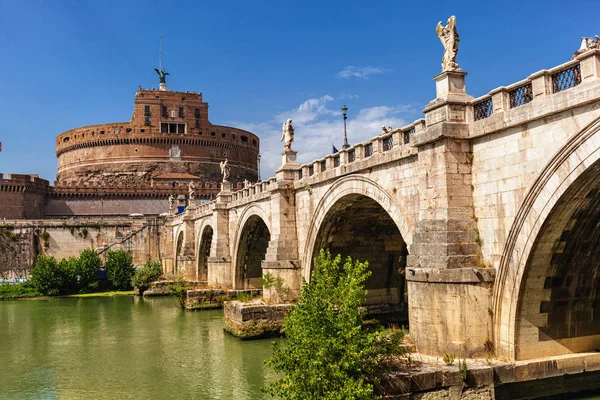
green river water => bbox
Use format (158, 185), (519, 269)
(1, 296), (599, 400)
(0, 296), (279, 400)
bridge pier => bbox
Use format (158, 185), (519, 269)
(261, 151), (303, 303)
(207, 188), (233, 288)
(407, 70), (494, 357)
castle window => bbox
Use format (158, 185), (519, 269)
(162, 122), (186, 134)
(179, 107), (184, 118)
(252, 139), (257, 146)
(162, 106), (168, 118)
(144, 105), (150, 116)
(144, 118), (150, 126)
(211, 132), (216, 137)
(114, 129), (119, 134)
(222, 133), (226, 138)
(232, 134), (236, 140)
(241, 135), (248, 142)
(195, 120), (200, 128)
(194, 108), (200, 117)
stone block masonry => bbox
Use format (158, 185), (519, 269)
(0, 219), (165, 276)
(169, 48), (600, 362)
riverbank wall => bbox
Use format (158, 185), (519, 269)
(379, 352), (600, 399)
(0, 219), (166, 277)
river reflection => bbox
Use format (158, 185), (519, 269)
(0, 296), (280, 400)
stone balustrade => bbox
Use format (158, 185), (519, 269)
(468, 49), (600, 135)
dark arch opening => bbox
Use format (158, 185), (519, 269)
(197, 225), (213, 282)
(517, 159), (600, 359)
(236, 216), (270, 289)
(311, 194), (408, 323)
(175, 231), (184, 275)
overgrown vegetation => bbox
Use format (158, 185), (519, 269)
(458, 358), (468, 381)
(443, 352), (456, 365)
(30, 249), (102, 295)
(105, 249), (135, 291)
(0, 281), (41, 300)
(131, 261), (163, 294)
(40, 230), (50, 249)
(264, 250), (408, 400)
(167, 272), (189, 308)
(260, 272), (292, 303)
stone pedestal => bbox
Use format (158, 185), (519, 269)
(434, 70), (468, 99)
(276, 150), (299, 181)
(220, 180), (232, 193)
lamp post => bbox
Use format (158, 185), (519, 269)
(257, 153), (261, 181)
(341, 105), (349, 149)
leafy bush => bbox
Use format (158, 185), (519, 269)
(146, 260), (163, 280)
(264, 250), (407, 399)
(30, 255), (62, 295)
(78, 249), (101, 292)
(167, 273), (189, 308)
(58, 257), (80, 294)
(131, 261), (163, 294)
(0, 281), (41, 300)
(105, 249), (135, 290)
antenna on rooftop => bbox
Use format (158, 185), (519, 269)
(154, 31), (169, 91)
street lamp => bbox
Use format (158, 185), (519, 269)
(341, 105), (349, 149)
(257, 153), (261, 181)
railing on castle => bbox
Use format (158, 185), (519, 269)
(468, 50), (598, 124)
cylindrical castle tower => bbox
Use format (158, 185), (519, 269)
(54, 88), (259, 194)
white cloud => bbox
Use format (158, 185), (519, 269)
(336, 66), (388, 80)
(233, 96), (417, 179)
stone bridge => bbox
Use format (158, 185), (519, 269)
(166, 48), (600, 362)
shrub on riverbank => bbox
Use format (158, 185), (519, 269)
(168, 273), (189, 308)
(105, 249), (135, 291)
(30, 250), (103, 295)
(0, 281), (41, 300)
(131, 261), (163, 294)
(30, 255), (63, 295)
(264, 250), (407, 400)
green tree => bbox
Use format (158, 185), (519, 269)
(30, 255), (61, 296)
(105, 249), (135, 290)
(77, 249), (101, 292)
(131, 260), (163, 294)
(264, 250), (406, 400)
(58, 256), (80, 294)
(167, 272), (189, 308)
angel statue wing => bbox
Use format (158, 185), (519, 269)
(280, 122), (286, 142)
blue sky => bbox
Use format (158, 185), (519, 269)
(0, 0), (598, 181)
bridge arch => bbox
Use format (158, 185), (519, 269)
(303, 176), (413, 317)
(174, 229), (185, 275)
(494, 115), (600, 360)
(196, 221), (213, 282)
(232, 205), (272, 289)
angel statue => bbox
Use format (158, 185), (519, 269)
(280, 119), (295, 151)
(220, 158), (231, 182)
(188, 181), (196, 200)
(168, 195), (175, 213)
(154, 68), (169, 85)
(436, 16), (460, 72)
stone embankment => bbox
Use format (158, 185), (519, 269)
(378, 352), (600, 399)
